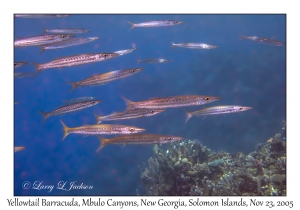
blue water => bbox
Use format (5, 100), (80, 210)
(14, 14), (286, 195)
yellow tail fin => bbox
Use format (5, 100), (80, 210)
(60, 120), (70, 141)
(96, 136), (109, 152)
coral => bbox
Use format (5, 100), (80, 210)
(141, 121), (286, 196)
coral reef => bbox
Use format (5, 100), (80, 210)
(140, 121), (286, 196)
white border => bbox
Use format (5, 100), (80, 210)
(2, 0), (297, 209)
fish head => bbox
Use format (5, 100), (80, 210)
(88, 100), (102, 106)
(130, 68), (144, 74)
(114, 48), (136, 56)
(95, 53), (119, 60)
(89, 37), (99, 41)
(146, 109), (165, 116)
(161, 59), (172, 63)
(80, 29), (90, 33)
(160, 136), (184, 143)
(171, 20), (184, 25)
(212, 45), (220, 49)
(197, 96), (221, 105)
(59, 34), (75, 39)
(126, 126), (146, 134)
(235, 106), (253, 112)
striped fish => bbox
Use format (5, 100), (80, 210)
(94, 109), (165, 124)
(185, 105), (253, 123)
(97, 134), (184, 152)
(60, 120), (146, 140)
(68, 68), (144, 92)
(128, 20), (183, 30)
(38, 100), (102, 122)
(122, 95), (220, 111)
(39, 37), (99, 54)
(33, 52), (118, 76)
(14, 34), (74, 48)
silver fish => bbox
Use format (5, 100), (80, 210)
(94, 109), (165, 124)
(14, 146), (26, 152)
(14, 72), (34, 78)
(122, 95), (220, 110)
(14, 34), (74, 48)
(96, 134), (184, 152)
(63, 97), (95, 105)
(38, 100), (102, 122)
(171, 42), (220, 49)
(14, 62), (27, 69)
(39, 37), (99, 54)
(60, 120), (146, 140)
(43, 28), (90, 34)
(14, 14), (70, 18)
(240, 33), (286, 46)
(114, 48), (136, 56)
(128, 20), (183, 30)
(33, 52), (118, 76)
(185, 105), (253, 123)
(68, 68), (144, 92)
(137, 58), (172, 64)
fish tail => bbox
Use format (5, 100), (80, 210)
(60, 119), (70, 141)
(37, 110), (49, 122)
(38, 46), (46, 55)
(239, 33), (247, 40)
(127, 21), (135, 31)
(41, 27), (47, 34)
(32, 62), (43, 77)
(68, 82), (80, 92)
(171, 42), (176, 48)
(96, 136), (109, 152)
(184, 108), (193, 124)
(93, 112), (103, 124)
(121, 96), (135, 111)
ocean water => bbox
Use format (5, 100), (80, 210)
(14, 14), (286, 195)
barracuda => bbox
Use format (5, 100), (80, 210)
(94, 109), (165, 124)
(14, 146), (26, 152)
(122, 95), (221, 111)
(33, 52), (118, 76)
(68, 68), (144, 92)
(43, 28), (90, 34)
(60, 121), (146, 141)
(39, 37), (99, 54)
(14, 34), (74, 48)
(127, 20), (184, 30)
(171, 42), (220, 49)
(96, 134), (184, 152)
(185, 105), (253, 123)
(240, 33), (286, 46)
(38, 100), (102, 122)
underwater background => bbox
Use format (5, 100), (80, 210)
(14, 14), (286, 195)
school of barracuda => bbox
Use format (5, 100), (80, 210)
(14, 15), (285, 153)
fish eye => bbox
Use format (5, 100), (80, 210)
(174, 21), (178, 23)
(61, 35), (66, 38)
(169, 137), (172, 140)
(132, 70), (136, 73)
(151, 110), (154, 113)
(91, 101), (95, 104)
(14, 63), (16, 66)
(129, 128), (134, 131)
(239, 107), (243, 110)
(205, 97), (210, 101)
(104, 54), (108, 57)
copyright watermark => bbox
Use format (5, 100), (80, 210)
(22, 181), (93, 193)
